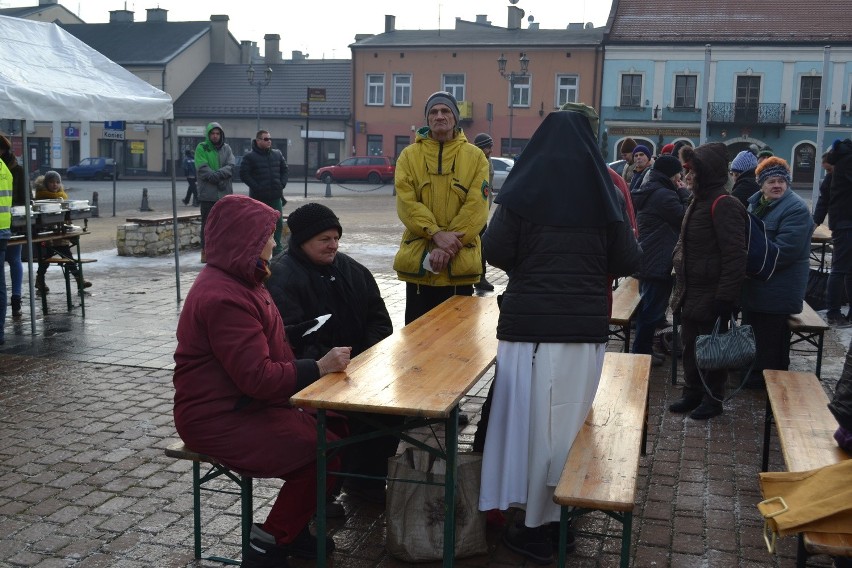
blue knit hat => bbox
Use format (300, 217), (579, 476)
(632, 145), (651, 159)
(730, 150), (758, 173)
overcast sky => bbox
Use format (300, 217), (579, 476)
(6, 0), (614, 59)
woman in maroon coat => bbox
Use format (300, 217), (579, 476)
(173, 194), (351, 567)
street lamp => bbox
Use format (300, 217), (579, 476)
(247, 64), (273, 132)
(497, 52), (530, 158)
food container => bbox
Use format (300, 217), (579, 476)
(33, 200), (63, 213)
(10, 205), (25, 216)
(66, 200), (90, 210)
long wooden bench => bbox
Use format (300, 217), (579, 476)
(553, 352), (652, 568)
(164, 441), (253, 565)
(788, 302), (830, 377)
(125, 212), (201, 226)
(761, 370), (851, 566)
(609, 277), (642, 353)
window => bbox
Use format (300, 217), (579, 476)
(556, 75), (578, 107)
(800, 76), (821, 112)
(393, 74), (411, 106)
(620, 74), (642, 108)
(442, 74), (465, 101)
(366, 74), (384, 106)
(511, 76), (531, 108)
(395, 135), (410, 159)
(367, 134), (383, 156)
(674, 75), (698, 108)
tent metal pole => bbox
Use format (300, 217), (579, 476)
(19, 119), (36, 335)
(169, 119), (181, 304)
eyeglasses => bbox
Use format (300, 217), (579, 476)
(260, 137), (272, 142)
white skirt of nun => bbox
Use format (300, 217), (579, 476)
(478, 340), (605, 527)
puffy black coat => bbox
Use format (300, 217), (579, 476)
(730, 168), (760, 207)
(483, 203), (641, 343)
(829, 339), (852, 431)
(266, 248), (392, 360)
(823, 140), (852, 231)
(240, 140), (288, 202)
(632, 169), (689, 280)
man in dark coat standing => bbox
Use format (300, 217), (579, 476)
(818, 139), (852, 325)
(241, 129), (289, 255)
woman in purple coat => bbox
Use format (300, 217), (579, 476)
(173, 194), (351, 567)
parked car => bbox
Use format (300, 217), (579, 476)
(608, 159), (627, 176)
(490, 157), (514, 191)
(66, 157), (118, 180)
(315, 156), (395, 184)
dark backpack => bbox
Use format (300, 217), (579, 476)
(711, 195), (779, 282)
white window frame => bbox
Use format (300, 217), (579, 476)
(511, 76), (531, 108)
(556, 74), (579, 107)
(442, 74), (466, 102)
(366, 74), (385, 106)
(393, 74), (412, 107)
(619, 73), (643, 108)
(673, 74), (698, 109)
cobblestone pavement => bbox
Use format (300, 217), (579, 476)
(0, 194), (847, 567)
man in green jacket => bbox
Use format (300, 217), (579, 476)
(194, 122), (235, 262)
(393, 91), (490, 324)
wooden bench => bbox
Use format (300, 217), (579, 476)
(788, 302), (830, 377)
(553, 352), (652, 568)
(164, 441), (253, 565)
(609, 277), (642, 353)
(761, 370), (851, 566)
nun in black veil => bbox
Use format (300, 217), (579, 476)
(477, 108), (641, 562)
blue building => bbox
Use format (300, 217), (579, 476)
(601, 0), (852, 186)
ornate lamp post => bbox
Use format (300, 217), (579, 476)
(497, 52), (530, 158)
(247, 64), (273, 132)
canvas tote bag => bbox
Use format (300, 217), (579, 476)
(385, 447), (487, 561)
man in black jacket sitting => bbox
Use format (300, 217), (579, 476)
(267, 203), (397, 504)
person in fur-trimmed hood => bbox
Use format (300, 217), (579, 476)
(669, 142), (747, 420)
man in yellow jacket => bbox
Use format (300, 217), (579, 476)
(393, 91), (490, 324)
(0, 157), (12, 344)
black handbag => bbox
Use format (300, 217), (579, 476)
(805, 269), (830, 311)
(695, 315), (756, 402)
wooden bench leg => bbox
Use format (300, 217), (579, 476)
(620, 511), (633, 568)
(796, 533), (808, 568)
(557, 507), (572, 568)
(622, 324), (631, 354)
(815, 332), (824, 378)
(62, 265), (73, 311)
(192, 461), (202, 560)
(241, 477), (253, 558)
(762, 395), (773, 472)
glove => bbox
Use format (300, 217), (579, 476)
(713, 300), (736, 320)
(285, 318), (319, 339)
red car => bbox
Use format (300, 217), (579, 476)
(315, 156), (395, 184)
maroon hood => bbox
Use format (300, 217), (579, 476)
(205, 194), (278, 283)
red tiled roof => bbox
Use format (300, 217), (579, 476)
(607, 0), (852, 43)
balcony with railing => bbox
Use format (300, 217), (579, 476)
(707, 102), (787, 126)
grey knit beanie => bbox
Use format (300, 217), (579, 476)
(424, 91), (460, 125)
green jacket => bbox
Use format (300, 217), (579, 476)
(194, 122), (235, 203)
(0, 158), (12, 232)
(393, 128), (490, 286)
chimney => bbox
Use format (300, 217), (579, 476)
(264, 34), (281, 65)
(109, 9), (134, 23)
(146, 8), (167, 22)
(240, 40), (256, 64)
(567, 22), (585, 30)
(475, 15), (490, 25)
(385, 15), (395, 33)
(529, 22), (539, 30)
(508, 6), (524, 30)
(39, 0), (58, 5)
(292, 50), (308, 62)
(209, 15), (229, 64)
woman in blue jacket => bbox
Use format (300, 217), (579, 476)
(741, 157), (814, 388)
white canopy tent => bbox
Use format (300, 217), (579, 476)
(0, 15), (180, 334)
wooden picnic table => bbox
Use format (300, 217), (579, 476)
(291, 294), (499, 567)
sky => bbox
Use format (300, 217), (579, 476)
(4, 0), (614, 59)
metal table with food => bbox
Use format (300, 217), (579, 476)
(10, 199), (97, 317)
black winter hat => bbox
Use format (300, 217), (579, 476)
(652, 154), (683, 178)
(680, 142), (729, 187)
(287, 203), (342, 246)
(473, 133), (493, 149)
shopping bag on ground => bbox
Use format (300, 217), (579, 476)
(386, 447), (486, 562)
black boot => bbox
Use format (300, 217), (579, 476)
(11, 295), (21, 317)
(668, 396), (702, 413)
(242, 524), (290, 568)
(503, 522), (554, 565)
(35, 274), (49, 295)
(689, 401), (723, 420)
